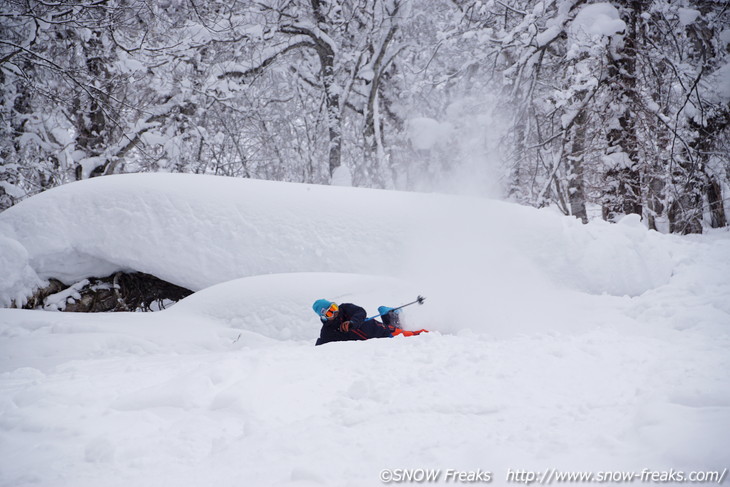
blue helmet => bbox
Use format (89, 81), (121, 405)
(313, 299), (334, 320)
(378, 306), (399, 316)
(379, 306), (401, 327)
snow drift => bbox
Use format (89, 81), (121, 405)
(1, 174), (672, 320)
(1, 174), (729, 487)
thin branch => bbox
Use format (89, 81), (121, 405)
(496, 0), (527, 16)
(217, 39), (316, 80)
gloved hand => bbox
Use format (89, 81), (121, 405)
(340, 321), (351, 333)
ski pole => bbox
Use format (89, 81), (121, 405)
(367, 295), (426, 320)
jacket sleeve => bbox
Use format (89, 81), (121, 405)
(339, 303), (367, 327)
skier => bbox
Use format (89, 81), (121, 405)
(312, 299), (428, 346)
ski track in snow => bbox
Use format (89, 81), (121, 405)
(0, 174), (729, 486)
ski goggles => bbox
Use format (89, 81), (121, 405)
(321, 303), (339, 319)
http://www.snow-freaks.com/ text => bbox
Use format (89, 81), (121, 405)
(378, 467), (728, 484)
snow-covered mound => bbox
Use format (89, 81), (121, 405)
(0, 231), (728, 486)
(1, 174), (729, 487)
(1, 173), (671, 316)
(170, 272), (423, 341)
(0, 174), (410, 304)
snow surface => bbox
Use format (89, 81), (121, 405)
(1, 173), (729, 486)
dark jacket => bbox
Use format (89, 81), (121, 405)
(315, 302), (394, 346)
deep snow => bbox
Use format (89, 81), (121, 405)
(0, 174), (729, 486)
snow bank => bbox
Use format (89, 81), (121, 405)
(0, 174), (411, 306)
(1, 174), (673, 323)
(170, 272), (421, 341)
(1, 174), (728, 487)
(0, 236), (44, 307)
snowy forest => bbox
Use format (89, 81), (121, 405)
(1, 0), (729, 234)
(2, 2), (730, 484)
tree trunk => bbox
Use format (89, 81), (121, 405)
(567, 107), (588, 223)
(669, 111), (730, 233)
(310, 0), (342, 178)
(706, 177), (727, 228)
(668, 192), (703, 234)
(645, 169), (665, 231)
(323, 60), (342, 178)
(73, 29), (113, 180)
(602, 0), (644, 222)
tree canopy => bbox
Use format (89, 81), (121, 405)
(2, 0), (728, 233)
